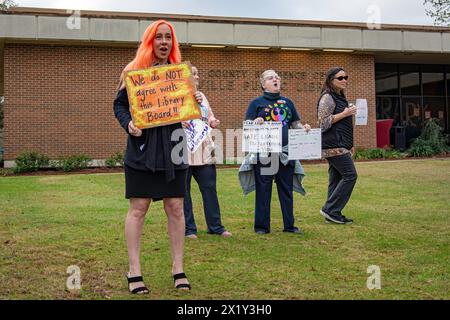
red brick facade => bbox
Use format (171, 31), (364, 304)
(3, 43), (376, 161)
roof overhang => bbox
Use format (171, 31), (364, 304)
(0, 7), (449, 57)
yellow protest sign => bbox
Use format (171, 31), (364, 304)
(124, 62), (202, 129)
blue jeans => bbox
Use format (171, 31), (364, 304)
(183, 164), (225, 235)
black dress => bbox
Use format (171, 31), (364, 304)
(113, 88), (188, 200)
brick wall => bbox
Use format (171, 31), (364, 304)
(0, 43), (4, 96)
(3, 43), (376, 161)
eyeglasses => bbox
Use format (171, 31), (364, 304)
(334, 76), (348, 81)
(264, 75), (281, 81)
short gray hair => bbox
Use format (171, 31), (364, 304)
(259, 70), (279, 90)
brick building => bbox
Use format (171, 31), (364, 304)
(1, 8), (449, 167)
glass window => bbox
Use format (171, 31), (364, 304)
(422, 65), (445, 96)
(401, 97), (422, 145)
(423, 97), (446, 130)
(376, 64), (399, 95)
(448, 98), (450, 134)
(376, 97), (400, 125)
(447, 65), (450, 96)
(400, 64), (420, 96)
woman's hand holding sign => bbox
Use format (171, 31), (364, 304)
(344, 103), (357, 117)
(194, 91), (203, 104)
(181, 121), (191, 130)
(254, 117), (264, 125)
(303, 123), (311, 132)
(128, 121), (142, 137)
(291, 120), (311, 132)
(210, 118), (220, 129)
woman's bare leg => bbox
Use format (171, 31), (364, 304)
(164, 197), (189, 289)
(125, 197), (151, 291)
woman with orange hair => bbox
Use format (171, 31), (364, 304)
(114, 20), (202, 293)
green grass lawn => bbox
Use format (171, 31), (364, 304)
(0, 159), (449, 300)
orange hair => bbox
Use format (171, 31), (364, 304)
(119, 20), (181, 88)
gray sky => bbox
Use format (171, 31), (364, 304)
(16, 0), (436, 26)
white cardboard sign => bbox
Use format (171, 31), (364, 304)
(184, 119), (212, 153)
(242, 121), (282, 153)
(288, 128), (322, 160)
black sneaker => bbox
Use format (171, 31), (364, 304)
(283, 227), (304, 235)
(320, 210), (351, 224)
(341, 216), (353, 224)
(320, 210), (344, 224)
(325, 215), (353, 224)
(320, 209), (330, 219)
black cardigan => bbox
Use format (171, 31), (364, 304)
(113, 88), (188, 181)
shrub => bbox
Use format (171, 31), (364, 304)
(408, 119), (449, 157)
(105, 151), (124, 168)
(53, 155), (92, 172)
(13, 152), (50, 173)
(408, 139), (435, 157)
(354, 148), (385, 160)
(354, 148), (407, 160)
(384, 149), (404, 159)
(353, 148), (367, 160)
(0, 168), (13, 177)
(366, 148), (386, 159)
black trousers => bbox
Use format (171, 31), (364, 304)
(254, 161), (297, 233)
(183, 164), (225, 235)
(322, 153), (357, 217)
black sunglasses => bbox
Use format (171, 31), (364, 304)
(334, 76), (348, 81)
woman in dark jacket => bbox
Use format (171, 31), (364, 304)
(114, 20), (202, 293)
(317, 67), (357, 224)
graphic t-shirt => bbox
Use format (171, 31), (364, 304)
(245, 91), (300, 146)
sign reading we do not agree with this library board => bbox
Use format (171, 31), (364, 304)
(124, 62), (202, 129)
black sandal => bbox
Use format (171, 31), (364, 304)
(126, 274), (150, 294)
(173, 272), (191, 291)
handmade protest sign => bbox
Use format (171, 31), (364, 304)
(242, 121), (282, 153)
(288, 128), (322, 160)
(124, 62), (202, 129)
(355, 99), (368, 126)
(184, 119), (212, 153)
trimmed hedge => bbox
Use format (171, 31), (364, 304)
(52, 155), (92, 172)
(13, 152), (50, 173)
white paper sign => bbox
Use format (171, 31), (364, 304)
(184, 119), (212, 153)
(288, 128), (322, 160)
(355, 99), (368, 126)
(242, 121), (282, 153)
